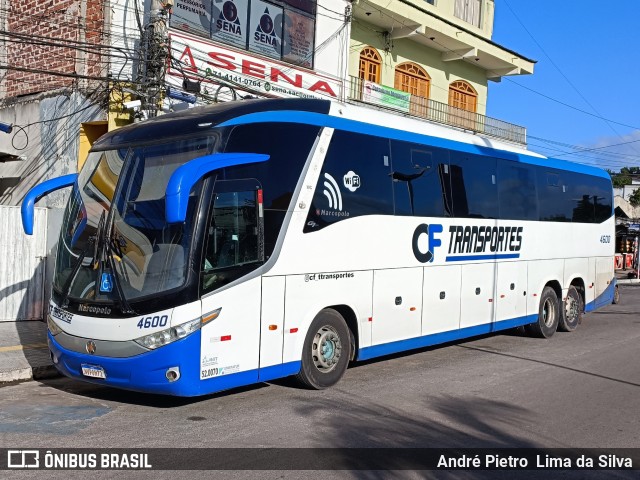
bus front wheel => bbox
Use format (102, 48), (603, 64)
(527, 286), (559, 338)
(295, 309), (351, 389)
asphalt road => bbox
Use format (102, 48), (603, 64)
(1, 286), (639, 479)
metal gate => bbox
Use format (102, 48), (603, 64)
(0, 206), (47, 321)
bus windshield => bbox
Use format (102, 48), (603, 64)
(54, 137), (215, 304)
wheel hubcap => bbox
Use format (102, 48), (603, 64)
(312, 325), (342, 373)
(565, 296), (578, 323)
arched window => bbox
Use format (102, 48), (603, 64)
(448, 80), (477, 113)
(359, 47), (382, 84)
(394, 62), (430, 98)
(395, 62), (431, 117)
(448, 80), (478, 129)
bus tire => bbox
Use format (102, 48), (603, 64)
(528, 286), (559, 338)
(295, 309), (351, 390)
(612, 286), (620, 304)
(558, 286), (583, 332)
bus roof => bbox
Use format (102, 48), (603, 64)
(93, 98), (610, 181)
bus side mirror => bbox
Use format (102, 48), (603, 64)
(165, 153), (269, 224)
(21, 173), (78, 235)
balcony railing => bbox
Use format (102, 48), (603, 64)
(347, 76), (527, 146)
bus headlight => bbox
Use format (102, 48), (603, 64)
(134, 318), (201, 350)
(47, 315), (64, 336)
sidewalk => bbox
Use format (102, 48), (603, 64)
(615, 268), (640, 285)
(0, 320), (59, 383)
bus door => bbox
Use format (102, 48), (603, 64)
(199, 180), (264, 384)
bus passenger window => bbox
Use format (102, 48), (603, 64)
(201, 190), (261, 293)
(447, 152), (498, 219)
(304, 130), (393, 232)
(498, 163), (538, 221)
(538, 171), (571, 222)
(390, 140), (447, 217)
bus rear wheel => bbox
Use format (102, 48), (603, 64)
(558, 286), (583, 332)
(527, 286), (559, 338)
(612, 286), (620, 304)
(295, 309), (351, 389)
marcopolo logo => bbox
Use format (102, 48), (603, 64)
(412, 223), (443, 263)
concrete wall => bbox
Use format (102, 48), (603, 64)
(616, 195), (640, 221)
(0, 91), (104, 207)
(613, 183), (640, 203)
(107, 0), (146, 81)
(389, 0), (494, 39)
(313, 0), (352, 83)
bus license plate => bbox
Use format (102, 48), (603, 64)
(81, 364), (106, 379)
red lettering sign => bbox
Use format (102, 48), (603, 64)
(242, 60), (266, 79)
(270, 68), (303, 88)
(207, 52), (236, 71)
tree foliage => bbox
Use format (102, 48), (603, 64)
(629, 188), (640, 207)
(607, 168), (638, 188)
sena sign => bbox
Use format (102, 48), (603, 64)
(168, 32), (342, 100)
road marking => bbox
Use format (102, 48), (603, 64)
(0, 343), (48, 353)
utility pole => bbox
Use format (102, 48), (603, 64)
(140, 0), (172, 118)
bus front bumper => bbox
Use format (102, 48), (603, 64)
(48, 330), (203, 396)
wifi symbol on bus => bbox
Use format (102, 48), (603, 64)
(323, 173), (343, 211)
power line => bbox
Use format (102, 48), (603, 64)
(501, 0), (640, 155)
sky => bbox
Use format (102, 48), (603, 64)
(487, 0), (640, 172)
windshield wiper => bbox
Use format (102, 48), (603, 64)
(59, 211), (106, 308)
(103, 222), (136, 315)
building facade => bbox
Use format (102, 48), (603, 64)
(165, 0), (351, 107)
(349, 0), (535, 144)
(0, 0), (108, 206)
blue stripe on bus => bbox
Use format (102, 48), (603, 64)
(585, 278), (616, 312)
(445, 253), (520, 262)
(48, 330), (300, 397)
(358, 314), (537, 361)
(219, 111), (611, 180)
(48, 277), (616, 396)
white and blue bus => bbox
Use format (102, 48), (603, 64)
(22, 98), (616, 396)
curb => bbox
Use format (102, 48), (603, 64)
(0, 365), (60, 384)
(617, 279), (640, 285)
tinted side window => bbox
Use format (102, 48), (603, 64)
(593, 176), (613, 223)
(391, 141), (446, 217)
(447, 152), (498, 219)
(538, 170), (572, 222)
(570, 174), (596, 223)
(222, 122), (320, 255)
(223, 123), (320, 210)
(498, 162), (538, 221)
(305, 130), (392, 232)
(570, 173), (613, 223)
